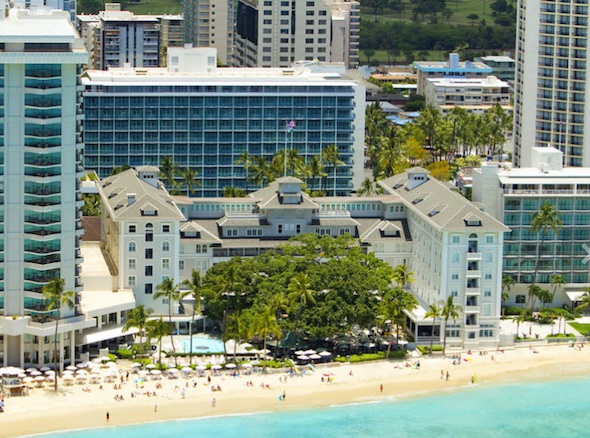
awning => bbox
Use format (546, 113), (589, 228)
(78, 325), (138, 345)
(566, 291), (586, 302)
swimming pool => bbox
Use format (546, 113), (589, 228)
(180, 336), (225, 354)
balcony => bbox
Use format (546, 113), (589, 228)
(464, 305), (480, 314)
(466, 252), (482, 261)
(24, 216), (60, 225)
(24, 254), (61, 265)
(465, 288), (481, 295)
(466, 270), (481, 278)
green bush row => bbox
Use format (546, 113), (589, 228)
(334, 351), (405, 363)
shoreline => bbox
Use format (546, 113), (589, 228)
(5, 344), (590, 437)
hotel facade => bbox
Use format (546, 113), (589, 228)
(82, 47), (365, 197)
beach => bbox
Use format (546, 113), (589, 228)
(2, 343), (590, 437)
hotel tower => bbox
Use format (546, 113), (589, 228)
(513, 0), (590, 167)
(0, 4), (93, 368)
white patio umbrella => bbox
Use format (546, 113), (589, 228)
(294, 350), (306, 356)
(150, 370), (162, 375)
(241, 363), (253, 369)
(34, 376), (46, 382)
(45, 375), (55, 381)
(167, 368), (179, 373)
(30, 370), (42, 376)
(211, 365), (222, 370)
(297, 355), (310, 361)
(76, 369), (88, 375)
(63, 370), (74, 375)
(309, 354), (321, 360)
(77, 361), (90, 368)
(225, 363), (237, 369)
(39, 366), (51, 372)
(304, 349), (317, 355)
(146, 364), (157, 369)
(130, 363), (142, 368)
(180, 367), (193, 373)
(196, 365), (207, 371)
(66, 365), (78, 371)
(45, 370), (55, 375)
(25, 367), (38, 373)
(319, 351), (332, 357)
(138, 370), (149, 377)
(100, 356), (112, 362)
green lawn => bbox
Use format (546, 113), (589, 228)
(126, 0), (181, 15)
(569, 322), (590, 336)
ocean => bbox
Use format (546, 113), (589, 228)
(31, 376), (590, 438)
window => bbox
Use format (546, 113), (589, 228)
(128, 276), (136, 287)
(162, 224), (170, 233)
(145, 248), (153, 259)
(451, 270), (459, 280)
(179, 261), (184, 270)
(278, 224), (283, 234)
(162, 241), (170, 252)
(452, 235), (460, 244)
(145, 266), (153, 276)
(451, 288), (458, 297)
(146, 223), (153, 242)
(296, 224), (301, 233)
(128, 242), (136, 252)
(128, 225), (136, 233)
(452, 252), (460, 263)
(162, 258), (170, 269)
(145, 283), (153, 294)
(485, 252), (493, 263)
(484, 288), (492, 297)
(482, 304), (492, 317)
(516, 295), (526, 304)
(225, 228), (237, 237)
(484, 270), (492, 280)
(486, 235), (494, 244)
(128, 258), (136, 269)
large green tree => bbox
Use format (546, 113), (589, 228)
(441, 296), (463, 355)
(424, 303), (442, 354)
(181, 270), (213, 365)
(147, 318), (171, 368)
(123, 305), (154, 363)
(154, 278), (181, 366)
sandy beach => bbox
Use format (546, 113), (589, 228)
(2, 343), (590, 437)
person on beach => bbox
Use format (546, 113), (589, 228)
(212, 397), (216, 408)
(441, 370), (444, 380)
(282, 391), (286, 400)
(380, 384), (383, 393)
(446, 371), (450, 381)
(154, 403), (158, 412)
(106, 411), (110, 422)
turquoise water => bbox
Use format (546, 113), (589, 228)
(179, 336), (225, 354)
(33, 376), (590, 438)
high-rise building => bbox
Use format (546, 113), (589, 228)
(234, 0), (359, 68)
(82, 47), (365, 197)
(0, 5), (93, 368)
(182, 0), (234, 65)
(513, 0), (589, 168)
(76, 4), (160, 70)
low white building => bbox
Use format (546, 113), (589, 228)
(424, 76), (512, 115)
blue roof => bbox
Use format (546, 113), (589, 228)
(386, 115), (412, 125)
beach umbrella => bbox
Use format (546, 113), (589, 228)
(304, 350), (316, 355)
(26, 367), (37, 373)
(76, 369), (88, 375)
(181, 367), (193, 373)
(22, 376), (34, 383)
(92, 358), (103, 364)
(319, 351), (332, 357)
(225, 364), (237, 369)
(196, 365), (207, 371)
(100, 356), (112, 362)
(211, 365), (222, 370)
(30, 370), (42, 376)
(241, 363), (252, 369)
(63, 370), (74, 375)
(66, 365), (78, 371)
(77, 361), (90, 368)
(150, 370), (162, 375)
(130, 362), (141, 368)
(297, 355), (310, 361)
(138, 370), (149, 376)
(146, 364), (157, 369)
(45, 375), (55, 381)
(34, 376), (46, 381)
(39, 366), (51, 372)
(45, 370), (55, 375)
(309, 354), (321, 360)
(294, 350), (306, 356)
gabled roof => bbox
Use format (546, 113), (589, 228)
(379, 170), (509, 232)
(98, 169), (185, 221)
(180, 221), (222, 243)
(251, 178), (320, 210)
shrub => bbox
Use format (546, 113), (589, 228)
(334, 351), (405, 363)
(546, 333), (575, 338)
(107, 353), (117, 362)
(504, 306), (524, 316)
(116, 349), (133, 360)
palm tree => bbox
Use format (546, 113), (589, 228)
(287, 272), (316, 333)
(146, 318), (171, 368)
(424, 303), (442, 354)
(215, 264), (245, 362)
(415, 104), (443, 154)
(575, 289), (590, 314)
(154, 278), (181, 366)
(530, 202), (562, 308)
(42, 278), (75, 391)
(307, 155), (326, 193)
(392, 263), (414, 290)
(375, 125), (406, 178)
(181, 270), (213, 365)
(248, 306), (281, 373)
(180, 167), (199, 196)
(378, 287), (418, 358)
(549, 274), (566, 303)
(501, 274), (514, 316)
(222, 186), (246, 197)
(159, 156), (178, 188)
(123, 305), (154, 364)
(250, 156), (273, 188)
(322, 144), (344, 196)
(356, 177), (376, 197)
(226, 310), (249, 362)
(235, 151), (252, 192)
(514, 309), (529, 339)
(441, 296), (463, 355)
